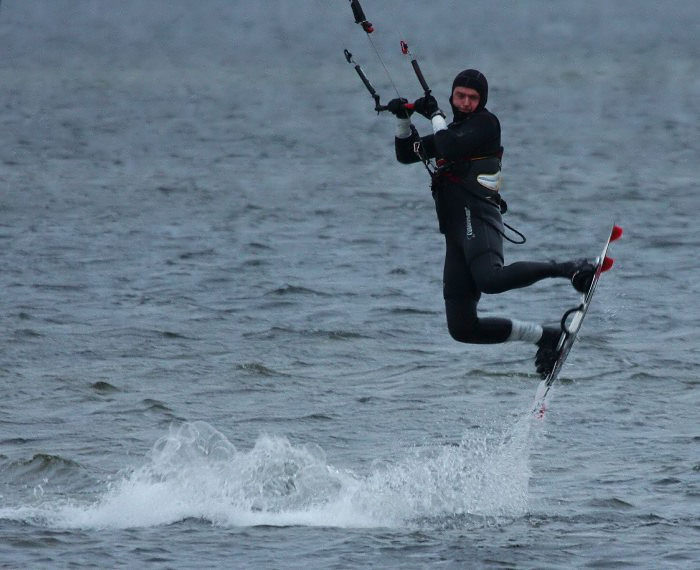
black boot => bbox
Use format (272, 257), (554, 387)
(553, 259), (596, 294)
(570, 260), (596, 294)
(535, 326), (561, 378)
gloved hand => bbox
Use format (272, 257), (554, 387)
(413, 95), (444, 119)
(386, 97), (414, 119)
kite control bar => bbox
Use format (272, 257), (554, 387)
(349, 0), (373, 33)
(344, 49), (386, 112)
(344, 49), (417, 114)
(400, 40), (431, 98)
(344, 0), (429, 114)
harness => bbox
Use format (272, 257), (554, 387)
(416, 147), (526, 245)
(434, 156), (506, 212)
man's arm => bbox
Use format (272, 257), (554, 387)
(395, 120), (436, 164)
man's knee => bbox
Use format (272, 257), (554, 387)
(447, 314), (512, 344)
(444, 297), (479, 343)
(447, 319), (478, 343)
(445, 303), (479, 342)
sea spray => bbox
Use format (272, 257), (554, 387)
(0, 418), (535, 530)
(354, 414), (533, 525)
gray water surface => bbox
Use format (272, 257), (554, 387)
(1, 1), (699, 568)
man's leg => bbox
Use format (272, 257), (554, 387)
(466, 219), (592, 294)
(443, 236), (513, 344)
(443, 234), (557, 355)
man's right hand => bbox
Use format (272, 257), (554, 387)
(386, 98), (414, 119)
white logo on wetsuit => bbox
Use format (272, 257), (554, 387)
(464, 206), (474, 240)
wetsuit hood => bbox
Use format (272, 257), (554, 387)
(449, 69), (488, 121)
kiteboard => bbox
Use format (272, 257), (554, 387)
(532, 223), (623, 418)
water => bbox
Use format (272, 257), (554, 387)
(1, 1), (699, 567)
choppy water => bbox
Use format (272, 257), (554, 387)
(1, 1), (699, 568)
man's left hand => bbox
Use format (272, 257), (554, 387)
(413, 95), (443, 119)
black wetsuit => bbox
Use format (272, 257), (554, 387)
(395, 109), (562, 344)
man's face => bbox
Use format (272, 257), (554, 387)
(452, 86), (481, 114)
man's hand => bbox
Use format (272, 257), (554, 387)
(413, 95), (445, 119)
(386, 98), (414, 119)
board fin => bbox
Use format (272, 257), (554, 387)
(611, 225), (623, 241)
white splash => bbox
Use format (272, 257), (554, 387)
(1, 418), (533, 530)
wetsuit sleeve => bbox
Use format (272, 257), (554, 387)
(433, 112), (501, 161)
(395, 131), (437, 164)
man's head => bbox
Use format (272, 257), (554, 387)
(449, 69), (488, 120)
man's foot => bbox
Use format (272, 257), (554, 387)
(570, 259), (596, 294)
(555, 259), (596, 294)
(535, 327), (561, 379)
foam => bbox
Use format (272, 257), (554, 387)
(0, 419), (533, 530)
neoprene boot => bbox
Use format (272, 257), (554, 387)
(553, 259), (596, 294)
(535, 326), (561, 378)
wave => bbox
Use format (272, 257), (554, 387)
(0, 454), (98, 498)
(0, 419), (534, 530)
(2, 454), (83, 481)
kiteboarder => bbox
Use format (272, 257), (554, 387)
(387, 69), (595, 377)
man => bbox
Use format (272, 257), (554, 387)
(386, 69), (593, 378)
